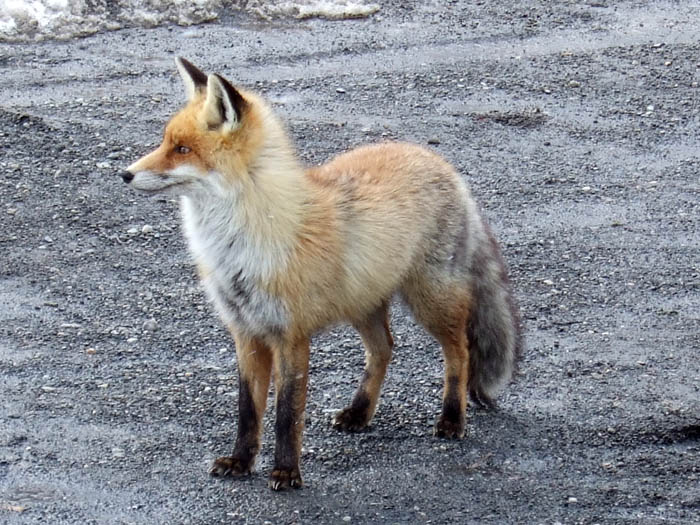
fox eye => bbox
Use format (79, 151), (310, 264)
(174, 145), (191, 154)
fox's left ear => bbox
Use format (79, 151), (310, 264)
(202, 74), (248, 133)
(176, 57), (208, 100)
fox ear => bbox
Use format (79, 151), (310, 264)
(202, 74), (247, 133)
(176, 57), (208, 100)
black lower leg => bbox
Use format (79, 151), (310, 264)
(333, 370), (372, 431)
(231, 377), (261, 466)
(269, 380), (303, 490)
(435, 376), (466, 439)
(210, 377), (259, 477)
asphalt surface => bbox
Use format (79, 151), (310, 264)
(1, 1), (699, 523)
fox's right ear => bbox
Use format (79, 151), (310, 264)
(176, 57), (208, 100)
(202, 74), (248, 133)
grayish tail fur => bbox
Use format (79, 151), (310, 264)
(467, 224), (523, 407)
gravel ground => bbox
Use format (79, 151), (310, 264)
(1, 1), (699, 523)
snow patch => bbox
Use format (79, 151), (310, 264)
(250, 0), (380, 20)
(0, 0), (379, 42)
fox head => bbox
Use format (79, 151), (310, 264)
(122, 58), (264, 196)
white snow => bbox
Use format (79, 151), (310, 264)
(0, 0), (219, 41)
(250, 1), (380, 20)
(0, 0), (380, 42)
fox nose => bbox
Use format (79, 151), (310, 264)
(120, 171), (134, 184)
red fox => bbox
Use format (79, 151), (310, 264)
(122, 58), (522, 490)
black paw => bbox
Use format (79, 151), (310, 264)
(332, 407), (370, 432)
(268, 468), (303, 491)
(434, 416), (466, 439)
(209, 456), (253, 478)
(469, 389), (497, 410)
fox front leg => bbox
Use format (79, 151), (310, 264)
(210, 335), (272, 477)
(268, 337), (310, 490)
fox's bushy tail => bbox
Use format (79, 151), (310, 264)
(467, 224), (523, 407)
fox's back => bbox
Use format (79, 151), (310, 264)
(308, 141), (470, 228)
(301, 142), (478, 317)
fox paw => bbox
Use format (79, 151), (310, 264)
(268, 468), (303, 491)
(209, 456), (253, 478)
(469, 389), (497, 410)
(332, 407), (370, 433)
(434, 417), (466, 440)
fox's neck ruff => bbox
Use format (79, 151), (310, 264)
(179, 128), (308, 334)
(181, 125), (308, 283)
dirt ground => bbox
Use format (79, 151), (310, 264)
(1, 1), (698, 523)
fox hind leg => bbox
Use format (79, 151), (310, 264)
(402, 280), (470, 439)
(433, 327), (469, 439)
(333, 301), (394, 432)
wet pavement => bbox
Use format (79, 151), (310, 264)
(0, 1), (698, 523)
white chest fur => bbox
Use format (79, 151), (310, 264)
(180, 195), (289, 336)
